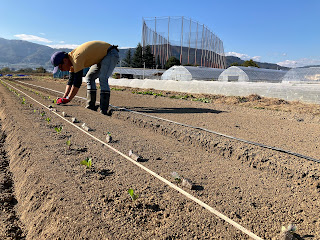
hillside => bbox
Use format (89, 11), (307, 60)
(0, 37), (72, 70)
(0, 37), (289, 71)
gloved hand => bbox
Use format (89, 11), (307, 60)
(56, 98), (70, 105)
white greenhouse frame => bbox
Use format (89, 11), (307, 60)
(218, 66), (287, 83)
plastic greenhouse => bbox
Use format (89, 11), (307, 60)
(161, 66), (225, 81)
(112, 67), (165, 79)
(282, 67), (320, 83)
(218, 66), (287, 83)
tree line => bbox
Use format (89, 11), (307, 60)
(0, 66), (47, 74)
(230, 59), (260, 68)
(122, 43), (181, 69)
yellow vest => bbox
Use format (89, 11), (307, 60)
(68, 41), (111, 73)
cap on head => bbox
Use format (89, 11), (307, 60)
(51, 51), (67, 74)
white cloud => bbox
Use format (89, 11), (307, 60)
(277, 58), (320, 68)
(47, 44), (79, 49)
(225, 51), (261, 61)
(14, 34), (52, 43)
(118, 46), (134, 49)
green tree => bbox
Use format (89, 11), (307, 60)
(132, 43), (143, 68)
(230, 62), (241, 66)
(165, 56), (181, 69)
(143, 45), (155, 68)
(242, 59), (259, 68)
(0, 67), (11, 73)
(18, 68), (33, 73)
(35, 66), (46, 73)
(123, 49), (132, 67)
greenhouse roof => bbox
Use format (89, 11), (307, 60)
(282, 67), (320, 83)
(218, 66), (287, 83)
(113, 67), (165, 77)
(161, 66), (224, 81)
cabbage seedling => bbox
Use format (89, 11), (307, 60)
(66, 139), (71, 149)
(54, 126), (63, 133)
(45, 117), (51, 124)
(171, 172), (182, 183)
(80, 157), (92, 169)
(21, 97), (26, 104)
(40, 112), (45, 117)
(128, 189), (139, 201)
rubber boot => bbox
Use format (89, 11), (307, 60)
(100, 91), (112, 116)
(85, 90), (99, 111)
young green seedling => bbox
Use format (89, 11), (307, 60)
(45, 117), (51, 124)
(54, 126), (63, 133)
(40, 112), (45, 117)
(128, 189), (139, 201)
(21, 97), (26, 104)
(171, 172), (182, 183)
(66, 139), (71, 149)
(80, 157), (92, 169)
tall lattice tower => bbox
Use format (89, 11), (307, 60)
(142, 16), (226, 69)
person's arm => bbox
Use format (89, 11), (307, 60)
(65, 70), (83, 100)
(67, 86), (79, 100)
(62, 84), (72, 98)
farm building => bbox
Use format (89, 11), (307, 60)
(112, 67), (165, 79)
(282, 67), (320, 83)
(161, 66), (224, 81)
(218, 66), (287, 83)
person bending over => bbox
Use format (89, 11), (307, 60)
(51, 40), (119, 115)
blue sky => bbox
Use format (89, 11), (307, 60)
(0, 0), (319, 68)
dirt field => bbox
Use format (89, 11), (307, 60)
(0, 76), (319, 239)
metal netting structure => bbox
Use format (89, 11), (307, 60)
(142, 17), (226, 69)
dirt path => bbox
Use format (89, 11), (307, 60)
(0, 77), (319, 239)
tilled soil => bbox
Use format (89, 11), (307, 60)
(0, 76), (319, 239)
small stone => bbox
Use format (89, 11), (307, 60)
(48, 105), (53, 108)
(72, 117), (79, 123)
(106, 134), (112, 143)
(62, 112), (67, 117)
(182, 178), (194, 190)
(129, 150), (141, 161)
(81, 123), (92, 131)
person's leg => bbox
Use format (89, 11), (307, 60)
(99, 49), (119, 115)
(84, 64), (100, 110)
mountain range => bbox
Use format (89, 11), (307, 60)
(0, 37), (291, 71)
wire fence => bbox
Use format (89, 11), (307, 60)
(142, 17), (227, 69)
